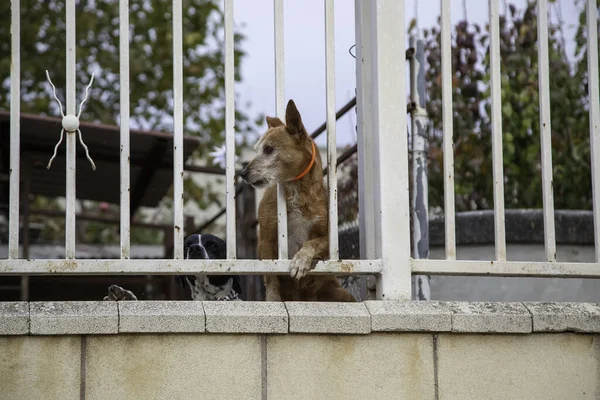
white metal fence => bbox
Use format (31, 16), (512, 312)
(2, 0), (600, 301)
(412, 0), (600, 280)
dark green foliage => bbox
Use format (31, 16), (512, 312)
(420, 0), (596, 211)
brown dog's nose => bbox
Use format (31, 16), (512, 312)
(240, 167), (249, 181)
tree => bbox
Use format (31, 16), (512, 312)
(0, 0), (256, 244)
(420, 0), (594, 211)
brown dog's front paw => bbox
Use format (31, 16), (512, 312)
(265, 289), (282, 301)
(290, 249), (314, 280)
(105, 284), (138, 301)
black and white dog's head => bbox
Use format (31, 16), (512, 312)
(184, 233), (227, 260)
(175, 233), (242, 301)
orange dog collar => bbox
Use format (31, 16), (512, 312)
(292, 140), (316, 181)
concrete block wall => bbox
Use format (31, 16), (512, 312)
(1, 301), (599, 399)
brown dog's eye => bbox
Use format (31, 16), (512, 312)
(263, 145), (274, 155)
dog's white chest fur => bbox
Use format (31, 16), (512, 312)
(286, 187), (311, 257)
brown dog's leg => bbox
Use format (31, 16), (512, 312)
(264, 276), (282, 301)
(259, 226), (282, 301)
(329, 287), (356, 302)
(289, 236), (328, 280)
(315, 278), (356, 302)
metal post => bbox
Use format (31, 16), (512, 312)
(172, 0), (184, 260)
(440, 0), (456, 260)
(537, 0), (557, 262)
(8, 0), (20, 260)
(224, 0), (236, 259)
(65, 0), (77, 259)
(20, 156), (31, 301)
(325, 0), (339, 261)
(371, 0), (411, 300)
(355, 0), (379, 262)
(274, 0), (288, 260)
(586, 0), (600, 262)
(489, 0), (507, 261)
(119, 0), (131, 259)
(409, 36), (431, 301)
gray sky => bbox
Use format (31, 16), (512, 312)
(233, 0), (581, 147)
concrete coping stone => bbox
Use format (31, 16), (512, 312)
(30, 301), (118, 335)
(524, 302), (600, 333)
(285, 302), (371, 334)
(203, 301), (288, 333)
(365, 300), (452, 332)
(449, 301), (532, 333)
(0, 302), (29, 335)
(3, 300), (600, 335)
(118, 301), (205, 333)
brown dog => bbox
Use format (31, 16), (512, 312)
(240, 100), (354, 302)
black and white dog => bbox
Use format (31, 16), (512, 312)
(104, 233), (242, 301)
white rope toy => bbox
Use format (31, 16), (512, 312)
(45, 70), (97, 171)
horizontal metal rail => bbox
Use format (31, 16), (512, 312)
(0, 259), (383, 276)
(412, 259), (600, 278)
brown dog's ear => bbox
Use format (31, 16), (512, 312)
(266, 116), (284, 128)
(285, 100), (306, 137)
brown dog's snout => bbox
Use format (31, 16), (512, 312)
(240, 165), (250, 181)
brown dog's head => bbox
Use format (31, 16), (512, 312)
(240, 100), (315, 189)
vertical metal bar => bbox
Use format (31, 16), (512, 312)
(65, 0), (77, 259)
(20, 156), (30, 300)
(325, 0), (339, 260)
(274, 0), (288, 259)
(371, 0), (411, 300)
(20, 277), (29, 300)
(8, 0), (20, 259)
(172, 0), (184, 259)
(119, 0), (131, 259)
(355, 0), (379, 261)
(537, 0), (556, 262)
(489, 0), (507, 261)
(440, 0), (456, 260)
(410, 37), (431, 301)
(224, 0), (236, 259)
(587, 0), (600, 262)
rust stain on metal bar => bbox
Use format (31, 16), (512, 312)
(339, 262), (355, 274)
(47, 259), (78, 272)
